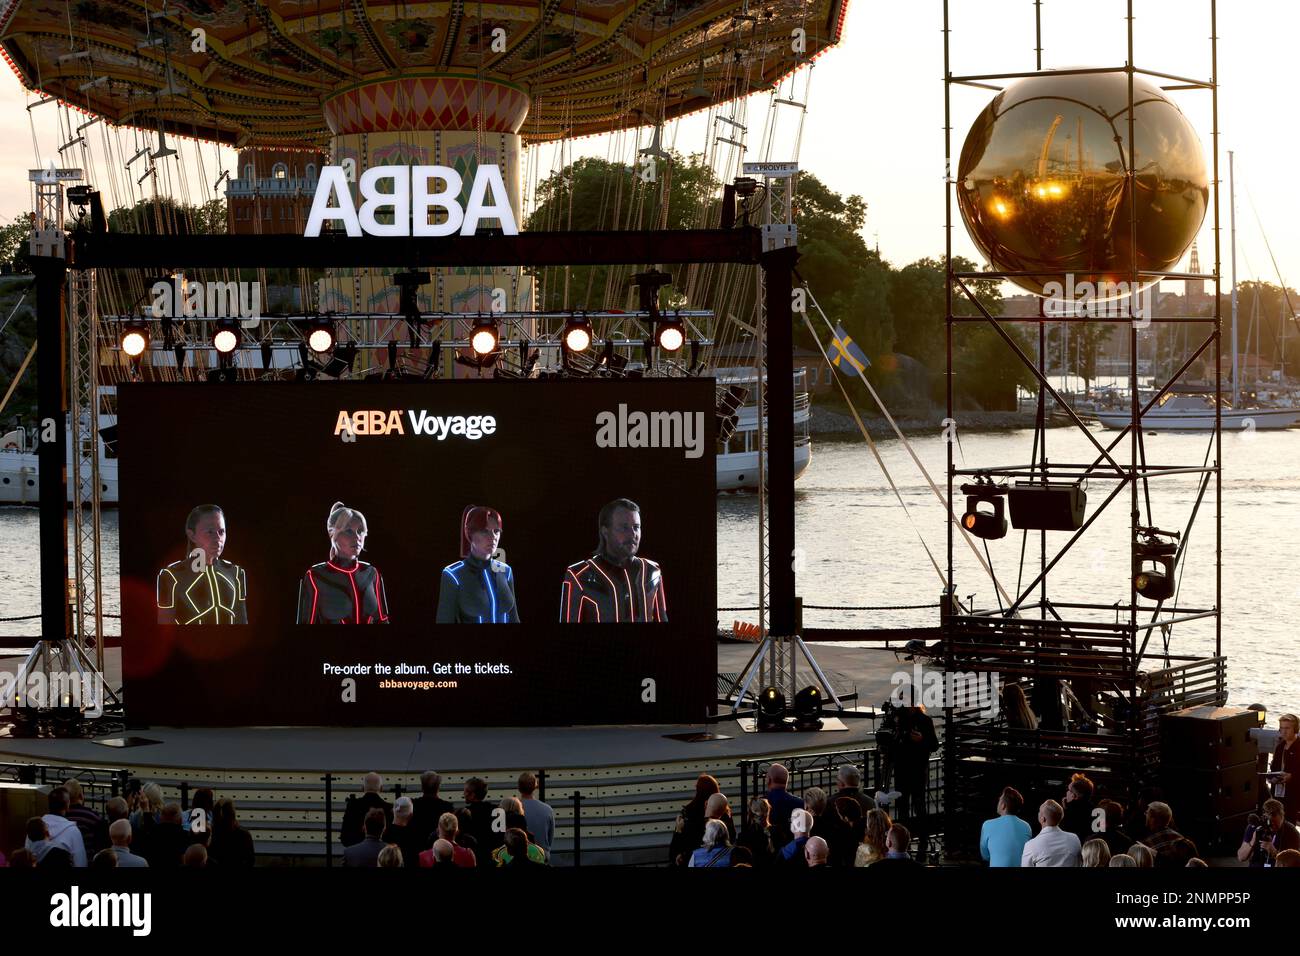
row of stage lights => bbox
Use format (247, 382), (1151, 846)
(960, 477), (1181, 602)
(119, 313), (688, 360)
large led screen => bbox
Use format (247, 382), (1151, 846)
(118, 380), (717, 726)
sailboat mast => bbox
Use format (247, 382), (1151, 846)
(1229, 150), (1239, 407)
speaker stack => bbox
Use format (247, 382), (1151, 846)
(1160, 705), (1261, 853)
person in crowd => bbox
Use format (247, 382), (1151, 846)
(1081, 838), (1111, 867)
(1142, 801), (1198, 869)
(1109, 854), (1137, 867)
(7, 849), (34, 869)
(426, 839), (462, 869)
(857, 808), (893, 867)
(107, 819), (148, 868)
(33, 787), (88, 867)
(89, 848), (118, 870)
(1186, 858), (1208, 868)
(871, 824), (920, 868)
(827, 796), (865, 867)
(25, 817), (73, 868)
(343, 808), (387, 867)
(340, 772), (392, 848)
(738, 797), (775, 866)
(1096, 799), (1133, 857)
(502, 829), (546, 868)
(411, 771), (455, 846)
(780, 809), (814, 864)
(377, 844), (405, 868)
(130, 782), (165, 862)
(705, 792), (737, 844)
(208, 798), (255, 867)
(517, 771), (555, 856)
(980, 786), (1032, 867)
(498, 796), (529, 835)
(804, 787), (831, 840)
(885, 686), (939, 860)
(804, 836), (830, 867)
(1021, 800), (1080, 867)
(1276, 849), (1300, 867)
(182, 845), (208, 868)
(763, 763), (804, 848)
(147, 804), (191, 867)
(835, 765), (875, 817)
(1061, 773), (1096, 845)
(689, 819), (733, 867)
(730, 846), (754, 868)
(1002, 682), (1039, 730)
(105, 796), (129, 826)
(1127, 844), (1155, 868)
(1272, 714), (1300, 821)
(1124, 787), (1161, 843)
(64, 779), (106, 859)
(671, 773), (720, 866)
(1237, 798), (1300, 867)
(296, 501), (390, 624)
(460, 776), (501, 866)
(185, 789), (215, 843)
(418, 816), (475, 868)
(381, 797), (424, 867)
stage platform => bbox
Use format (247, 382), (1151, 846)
(0, 643), (915, 865)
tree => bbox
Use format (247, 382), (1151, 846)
(107, 197), (227, 235)
(0, 216), (33, 273)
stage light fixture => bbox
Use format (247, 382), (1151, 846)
(211, 319), (241, 355)
(656, 313), (686, 352)
(394, 270), (430, 327)
(119, 320), (149, 358)
(470, 317), (499, 356)
(306, 317), (335, 354)
(756, 686), (787, 731)
(1008, 481), (1086, 532)
(1134, 527), (1179, 602)
(960, 480), (1008, 540)
(793, 685), (824, 731)
(563, 313), (593, 353)
(717, 384), (748, 445)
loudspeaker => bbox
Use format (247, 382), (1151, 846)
(1178, 810), (1253, 856)
(0, 782), (48, 860)
(1161, 705), (1259, 769)
(1160, 760), (1259, 819)
(1008, 482), (1086, 531)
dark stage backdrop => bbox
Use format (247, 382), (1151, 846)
(118, 379), (717, 726)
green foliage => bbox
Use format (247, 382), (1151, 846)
(107, 197), (227, 235)
(0, 216), (33, 273)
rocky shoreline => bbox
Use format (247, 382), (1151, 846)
(809, 404), (1061, 438)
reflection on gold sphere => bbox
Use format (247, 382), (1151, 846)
(957, 70), (1208, 297)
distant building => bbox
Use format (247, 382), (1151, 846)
(1185, 239), (1208, 306)
(712, 342), (834, 394)
(225, 148), (327, 235)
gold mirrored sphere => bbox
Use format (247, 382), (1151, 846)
(957, 70), (1209, 297)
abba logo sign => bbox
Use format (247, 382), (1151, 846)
(334, 410), (497, 439)
(595, 404), (707, 459)
(304, 165), (519, 237)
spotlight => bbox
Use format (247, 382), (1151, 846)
(212, 319), (241, 355)
(793, 685), (824, 731)
(960, 480), (1008, 540)
(1134, 527), (1179, 602)
(119, 320), (149, 358)
(656, 313), (686, 352)
(470, 316), (499, 356)
(563, 313), (593, 353)
(756, 686), (787, 731)
(306, 317), (335, 354)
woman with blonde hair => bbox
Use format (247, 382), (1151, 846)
(1128, 843), (1155, 868)
(297, 501), (390, 624)
(1109, 854), (1137, 867)
(1081, 838), (1111, 867)
(1003, 682), (1039, 731)
(857, 808), (893, 866)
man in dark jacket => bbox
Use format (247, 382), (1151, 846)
(460, 777), (501, 866)
(381, 797), (424, 867)
(411, 771), (455, 847)
(343, 809), (387, 867)
(147, 804), (193, 867)
(1061, 773), (1096, 845)
(763, 763), (805, 848)
(886, 693), (939, 860)
(835, 765), (876, 818)
(64, 779), (107, 859)
(340, 772), (392, 848)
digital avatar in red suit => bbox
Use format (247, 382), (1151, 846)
(297, 501), (390, 624)
(560, 498), (666, 623)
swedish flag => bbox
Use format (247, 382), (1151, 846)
(831, 323), (870, 375)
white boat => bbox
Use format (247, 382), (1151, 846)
(716, 368), (813, 491)
(1095, 394), (1300, 431)
(0, 417), (119, 504)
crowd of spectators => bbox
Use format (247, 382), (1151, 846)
(2, 777), (252, 869)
